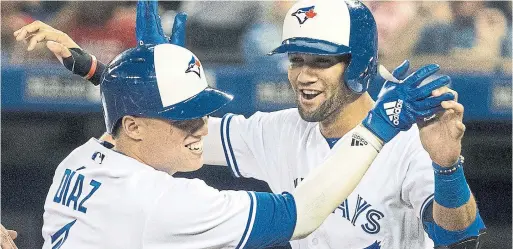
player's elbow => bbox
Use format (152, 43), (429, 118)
(290, 219), (321, 240)
(291, 231), (311, 240)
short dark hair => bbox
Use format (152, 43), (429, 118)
(111, 119), (123, 139)
(338, 54), (351, 65)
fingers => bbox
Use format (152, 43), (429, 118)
(439, 102), (466, 138)
(26, 31), (49, 51)
(0, 226), (17, 249)
(46, 41), (72, 63)
(441, 100), (464, 116)
(433, 87), (459, 102)
(7, 231), (17, 240)
(412, 75), (451, 100)
(14, 20), (79, 51)
(169, 12), (188, 47)
(391, 60), (410, 80)
(14, 20), (52, 39)
(413, 92), (455, 111)
(404, 64), (440, 88)
(26, 30), (73, 51)
(415, 105), (445, 119)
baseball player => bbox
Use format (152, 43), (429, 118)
(210, 1), (486, 248)
(15, 1), (455, 248)
(209, 1), (486, 248)
(17, 1), (485, 248)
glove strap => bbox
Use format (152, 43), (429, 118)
(362, 112), (397, 143)
(84, 54), (98, 80)
(62, 48), (105, 86)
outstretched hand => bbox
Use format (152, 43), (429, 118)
(14, 20), (103, 84)
(14, 13), (189, 87)
(14, 20), (77, 63)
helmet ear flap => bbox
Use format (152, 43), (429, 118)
(344, 54), (378, 94)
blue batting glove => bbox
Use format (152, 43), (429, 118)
(363, 64), (455, 143)
(391, 60), (410, 80)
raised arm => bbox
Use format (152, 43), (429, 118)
(14, 16), (187, 143)
(291, 64), (454, 238)
(418, 86), (485, 247)
(15, 10), (187, 83)
(147, 64), (454, 248)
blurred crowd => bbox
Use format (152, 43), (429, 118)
(2, 1), (511, 73)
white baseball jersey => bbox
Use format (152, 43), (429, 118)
(205, 109), (436, 249)
(42, 138), (297, 249)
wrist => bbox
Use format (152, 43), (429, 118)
(432, 156), (464, 174)
(63, 48), (104, 86)
(354, 124), (384, 152)
(362, 111), (398, 143)
(433, 156), (471, 208)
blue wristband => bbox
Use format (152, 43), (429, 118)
(424, 210), (486, 246)
(433, 156), (471, 208)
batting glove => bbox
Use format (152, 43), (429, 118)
(363, 64), (455, 143)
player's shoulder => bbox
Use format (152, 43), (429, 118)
(161, 177), (248, 205)
(149, 177), (246, 216)
(167, 178), (221, 198)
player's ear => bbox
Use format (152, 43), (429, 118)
(121, 116), (144, 141)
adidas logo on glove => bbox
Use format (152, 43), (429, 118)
(384, 100), (403, 126)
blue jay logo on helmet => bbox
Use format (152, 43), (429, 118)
(269, 0), (378, 94)
(291, 6), (317, 24)
(100, 0), (233, 134)
(185, 56), (201, 78)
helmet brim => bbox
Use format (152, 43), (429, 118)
(158, 87), (233, 120)
(268, 38), (351, 56)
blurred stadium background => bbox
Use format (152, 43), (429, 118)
(1, 1), (511, 248)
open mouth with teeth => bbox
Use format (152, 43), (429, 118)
(185, 140), (203, 154)
(300, 89), (322, 100)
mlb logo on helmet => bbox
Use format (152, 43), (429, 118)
(291, 5), (317, 24)
(185, 56), (201, 78)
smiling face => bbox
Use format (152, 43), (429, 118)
(137, 116), (208, 173)
(287, 53), (354, 122)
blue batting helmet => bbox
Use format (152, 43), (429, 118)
(269, 0), (378, 93)
(101, 1), (232, 134)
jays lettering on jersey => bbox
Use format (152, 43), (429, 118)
(42, 138), (297, 249)
(205, 109), (436, 249)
